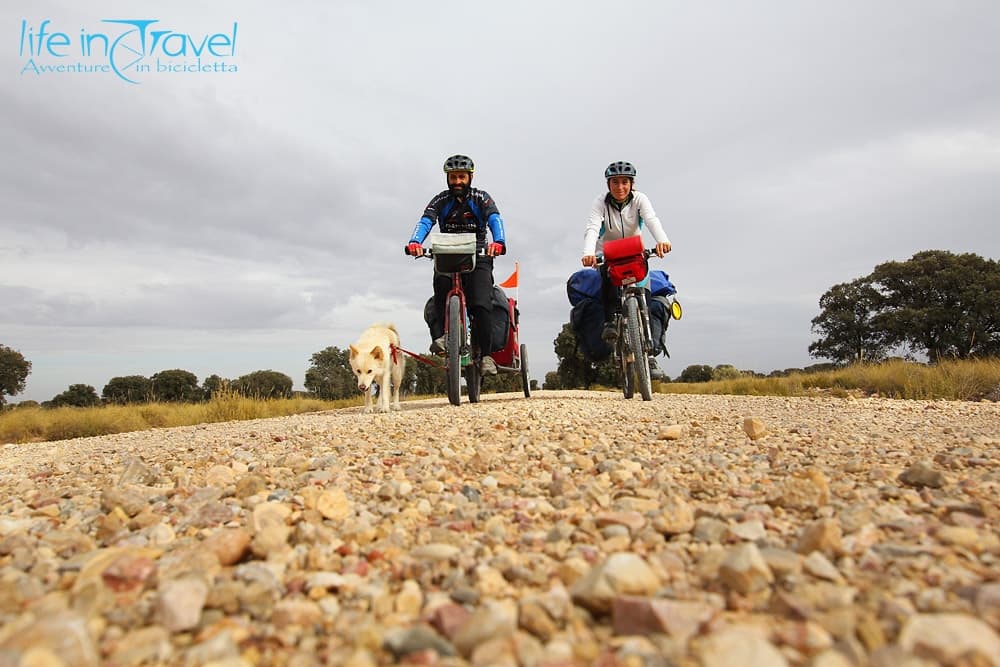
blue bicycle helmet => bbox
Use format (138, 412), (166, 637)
(605, 161), (637, 179)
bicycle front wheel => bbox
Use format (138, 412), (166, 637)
(626, 296), (652, 401)
(618, 323), (634, 399)
(447, 295), (462, 406)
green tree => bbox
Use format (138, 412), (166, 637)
(553, 323), (617, 389)
(102, 375), (152, 404)
(400, 358), (418, 397)
(304, 346), (356, 400)
(50, 383), (101, 408)
(482, 367), (523, 393)
(803, 363), (838, 374)
(554, 323), (588, 389)
(869, 250), (1000, 361)
(150, 369), (202, 402)
(712, 364), (742, 381)
(0, 345), (32, 406)
(678, 365), (713, 383)
(410, 357), (447, 396)
(543, 372), (560, 390)
(542, 371), (562, 389)
(809, 278), (891, 364)
(202, 374), (229, 399)
(234, 370), (293, 399)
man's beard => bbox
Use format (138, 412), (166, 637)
(450, 183), (470, 199)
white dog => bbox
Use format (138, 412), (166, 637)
(349, 323), (405, 413)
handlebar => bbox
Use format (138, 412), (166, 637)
(407, 247), (489, 259)
(594, 249), (656, 267)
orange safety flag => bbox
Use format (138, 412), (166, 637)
(498, 262), (519, 288)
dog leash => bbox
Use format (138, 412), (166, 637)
(390, 344), (445, 369)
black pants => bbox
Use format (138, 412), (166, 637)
(432, 256), (494, 356)
(600, 265), (618, 325)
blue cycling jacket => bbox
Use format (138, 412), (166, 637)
(409, 188), (506, 251)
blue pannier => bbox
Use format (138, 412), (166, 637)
(649, 270), (677, 297)
(567, 269), (602, 306)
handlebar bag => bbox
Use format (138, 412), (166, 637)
(603, 236), (647, 287)
(430, 232), (477, 274)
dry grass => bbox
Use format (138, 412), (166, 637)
(0, 389), (362, 444)
(4, 360), (997, 444)
(658, 358), (1000, 401)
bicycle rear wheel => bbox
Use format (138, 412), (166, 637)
(466, 355), (482, 403)
(626, 296), (652, 401)
(520, 344), (531, 398)
(446, 295), (462, 406)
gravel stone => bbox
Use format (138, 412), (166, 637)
(0, 391), (996, 665)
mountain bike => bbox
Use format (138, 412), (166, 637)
(597, 236), (660, 401)
(415, 233), (530, 406)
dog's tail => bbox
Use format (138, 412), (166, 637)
(375, 323), (400, 346)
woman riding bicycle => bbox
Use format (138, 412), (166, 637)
(581, 161), (672, 377)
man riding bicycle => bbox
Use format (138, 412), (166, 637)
(581, 161), (672, 379)
(405, 154), (507, 375)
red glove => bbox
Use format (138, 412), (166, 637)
(488, 242), (506, 256)
(406, 242), (423, 256)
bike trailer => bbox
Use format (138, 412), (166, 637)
(603, 236), (648, 286)
(490, 290), (521, 367)
(422, 286), (519, 362)
(430, 232), (477, 273)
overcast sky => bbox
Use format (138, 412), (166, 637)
(3, 1), (999, 403)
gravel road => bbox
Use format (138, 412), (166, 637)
(1, 390), (998, 666)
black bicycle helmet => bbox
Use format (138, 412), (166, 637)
(443, 154), (475, 173)
(605, 161), (637, 179)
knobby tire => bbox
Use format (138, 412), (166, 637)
(466, 354), (482, 403)
(618, 322), (634, 400)
(520, 344), (531, 398)
(447, 295), (462, 406)
(626, 296), (652, 401)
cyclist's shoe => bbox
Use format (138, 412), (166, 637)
(480, 356), (498, 376)
(430, 336), (446, 355)
(601, 323), (618, 343)
(648, 356), (668, 381)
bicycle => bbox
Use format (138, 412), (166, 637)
(596, 236), (661, 401)
(413, 233), (530, 406)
